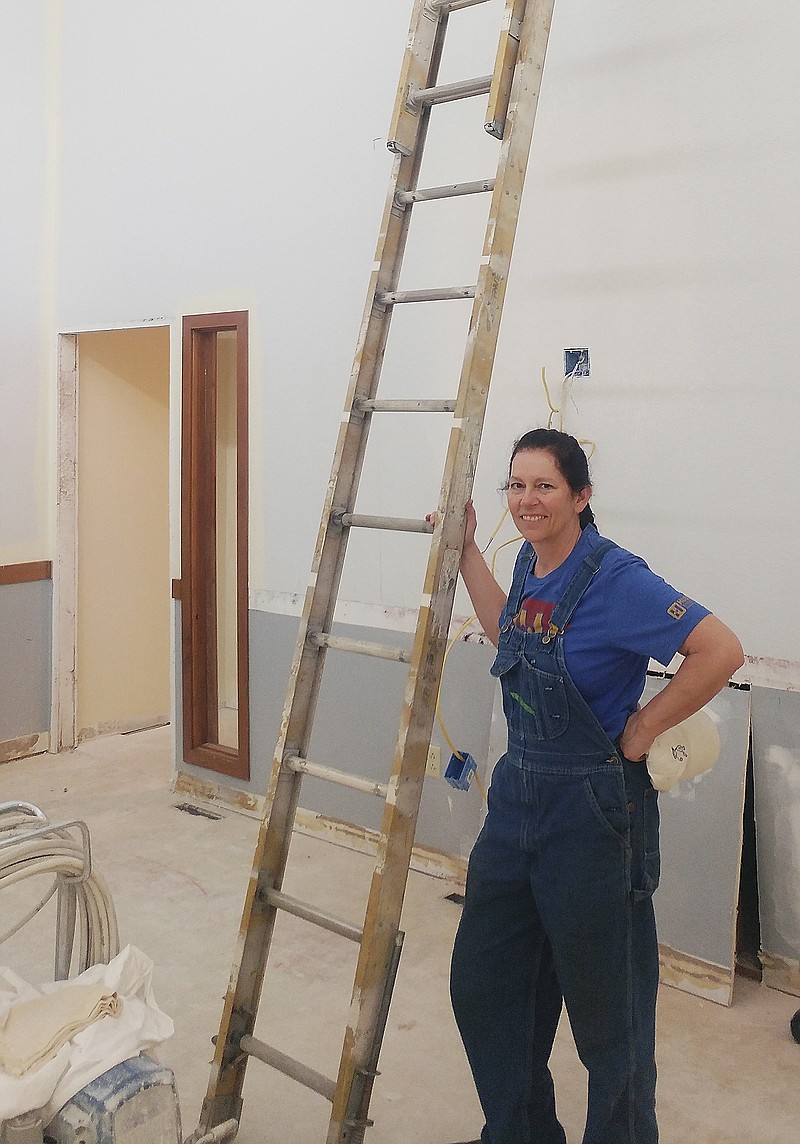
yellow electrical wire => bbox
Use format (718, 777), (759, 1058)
(541, 366), (560, 429)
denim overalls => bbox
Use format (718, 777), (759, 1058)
(450, 539), (661, 1144)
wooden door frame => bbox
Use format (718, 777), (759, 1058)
(52, 332), (79, 751)
(179, 311), (250, 780)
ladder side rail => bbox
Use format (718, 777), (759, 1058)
(197, 5), (450, 1132)
(327, 2), (557, 1140)
(485, 0), (526, 138)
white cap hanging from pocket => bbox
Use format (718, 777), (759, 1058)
(646, 708), (721, 792)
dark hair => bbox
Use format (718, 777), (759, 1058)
(507, 428), (595, 530)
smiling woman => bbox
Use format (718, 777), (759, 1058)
(447, 427), (744, 1144)
(503, 442), (591, 577)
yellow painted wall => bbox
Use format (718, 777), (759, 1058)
(76, 328), (170, 738)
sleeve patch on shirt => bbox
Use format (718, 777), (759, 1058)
(667, 595), (694, 619)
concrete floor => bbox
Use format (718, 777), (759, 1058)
(1, 726), (799, 1144)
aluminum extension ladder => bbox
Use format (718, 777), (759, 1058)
(195, 1), (557, 1141)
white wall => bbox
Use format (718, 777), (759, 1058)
(2, 0), (788, 669)
(0, 2), (52, 563)
(482, 1), (800, 665)
(4, 0), (800, 976)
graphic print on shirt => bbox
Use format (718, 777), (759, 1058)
(513, 597), (568, 636)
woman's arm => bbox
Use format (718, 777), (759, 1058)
(427, 500), (508, 646)
(619, 614), (745, 762)
(459, 540), (508, 647)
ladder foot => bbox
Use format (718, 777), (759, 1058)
(184, 1120), (239, 1144)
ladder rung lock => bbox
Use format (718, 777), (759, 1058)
(309, 631), (413, 664)
(265, 888), (364, 943)
(353, 398), (457, 413)
(285, 755), (389, 800)
(376, 286), (476, 305)
(334, 512), (434, 534)
(239, 1035), (337, 1103)
(395, 179), (494, 205)
(409, 74), (492, 108)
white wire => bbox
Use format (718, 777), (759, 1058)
(0, 824), (119, 977)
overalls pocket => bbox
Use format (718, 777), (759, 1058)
(520, 653), (570, 740)
(582, 769), (630, 842)
(623, 761), (661, 901)
(491, 648), (570, 741)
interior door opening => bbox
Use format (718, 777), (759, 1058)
(63, 327), (172, 745)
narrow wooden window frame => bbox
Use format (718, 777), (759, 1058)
(180, 311), (250, 779)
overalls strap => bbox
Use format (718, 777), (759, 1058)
(542, 539), (617, 643)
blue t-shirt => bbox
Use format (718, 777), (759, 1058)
(510, 526), (710, 740)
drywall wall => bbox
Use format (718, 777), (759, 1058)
(4, 0), (796, 656)
(27, 0), (795, 663)
(752, 687), (800, 993)
(0, 581), (52, 745)
(3, 2), (800, 917)
(0, 2), (52, 564)
(177, 609), (494, 860)
(647, 677), (751, 1004)
(76, 328), (171, 738)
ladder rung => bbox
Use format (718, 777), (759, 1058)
(308, 631), (413, 664)
(354, 398), (456, 413)
(409, 74), (492, 108)
(239, 1035), (337, 1102)
(395, 178), (494, 205)
(285, 755), (389, 800)
(376, 286), (476, 305)
(332, 512), (434, 533)
(432, 0), (493, 11)
(266, 888), (364, 943)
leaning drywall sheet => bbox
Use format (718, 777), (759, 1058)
(648, 677), (751, 1006)
(751, 687), (800, 997)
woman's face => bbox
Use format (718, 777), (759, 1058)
(506, 448), (591, 548)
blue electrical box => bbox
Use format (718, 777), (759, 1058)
(444, 751), (477, 791)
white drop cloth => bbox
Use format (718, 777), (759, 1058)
(0, 944), (174, 1128)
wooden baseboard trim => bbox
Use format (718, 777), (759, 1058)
(0, 732), (50, 765)
(658, 943), (732, 1006)
(0, 561), (52, 586)
(760, 951), (800, 998)
(173, 770), (469, 882)
(174, 770), (262, 816)
(77, 716), (170, 743)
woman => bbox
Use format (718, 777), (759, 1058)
(445, 429), (743, 1144)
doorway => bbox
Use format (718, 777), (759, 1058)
(53, 326), (171, 747)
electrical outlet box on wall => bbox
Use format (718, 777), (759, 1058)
(564, 348), (590, 377)
(426, 745), (442, 778)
